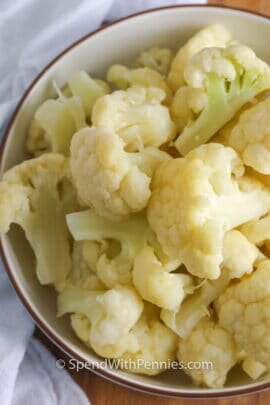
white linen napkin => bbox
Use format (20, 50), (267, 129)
(0, 1), (206, 404)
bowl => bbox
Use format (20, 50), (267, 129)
(1, 4), (270, 399)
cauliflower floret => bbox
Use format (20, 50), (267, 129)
(215, 260), (270, 371)
(174, 45), (270, 155)
(26, 91), (86, 156)
(228, 98), (270, 174)
(167, 24), (232, 91)
(161, 270), (231, 339)
(107, 65), (172, 104)
(92, 86), (176, 151)
(133, 246), (194, 311)
(177, 317), (238, 388)
(222, 230), (261, 278)
(148, 143), (270, 279)
(67, 70), (110, 118)
(66, 209), (151, 288)
(57, 285), (143, 346)
(136, 47), (174, 75)
(70, 127), (170, 220)
(0, 154), (78, 285)
(78, 304), (178, 375)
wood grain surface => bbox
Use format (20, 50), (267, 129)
(37, 1), (270, 403)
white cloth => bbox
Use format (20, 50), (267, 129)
(0, 1), (205, 404)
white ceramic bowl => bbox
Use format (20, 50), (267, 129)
(1, 5), (270, 399)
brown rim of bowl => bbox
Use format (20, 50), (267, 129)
(1, 3), (270, 399)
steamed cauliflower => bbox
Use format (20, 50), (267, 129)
(71, 303), (178, 375)
(167, 24), (232, 91)
(174, 45), (270, 155)
(66, 209), (151, 288)
(58, 285), (143, 346)
(228, 98), (270, 174)
(107, 65), (172, 103)
(133, 246), (194, 311)
(215, 260), (270, 371)
(70, 126), (170, 220)
(177, 317), (238, 388)
(136, 47), (174, 75)
(222, 230), (261, 278)
(148, 143), (270, 279)
(0, 154), (78, 285)
(92, 86), (176, 151)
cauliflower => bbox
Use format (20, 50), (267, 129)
(177, 317), (238, 388)
(228, 98), (270, 174)
(58, 285), (143, 346)
(92, 86), (176, 151)
(215, 260), (270, 371)
(133, 246), (194, 311)
(66, 209), (151, 288)
(72, 303), (178, 375)
(136, 47), (174, 75)
(70, 126), (170, 220)
(161, 270), (231, 339)
(0, 153), (78, 285)
(107, 65), (172, 104)
(173, 45), (270, 155)
(167, 24), (232, 91)
(54, 241), (105, 293)
(26, 89), (86, 156)
(67, 70), (110, 118)
(222, 230), (261, 278)
(148, 143), (270, 279)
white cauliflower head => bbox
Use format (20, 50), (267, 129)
(57, 285), (143, 346)
(92, 86), (176, 151)
(228, 98), (270, 174)
(132, 246), (194, 311)
(148, 143), (270, 279)
(177, 317), (238, 388)
(136, 47), (174, 75)
(66, 209), (151, 288)
(0, 153), (78, 285)
(107, 65), (172, 103)
(167, 24), (232, 91)
(215, 260), (270, 371)
(174, 45), (270, 155)
(70, 126), (170, 220)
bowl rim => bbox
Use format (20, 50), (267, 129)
(1, 3), (270, 399)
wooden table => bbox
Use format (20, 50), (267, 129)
(37, 1), (270, 403)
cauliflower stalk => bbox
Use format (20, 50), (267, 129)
(132, 246), (194, 311)
(92, 86), (176, 151)
(70, 126), (170, 220)
(57, 285), (143, 346)
(177, 317), (238, 388)
(66, 209), (151, 287)
(174, 45), (270, 155)
(167, 24), (232, 91)
(161, 270), (231, 339)
(215, 260), (270, 372)
(107, 65), (172, 103)
(136, 47), (174, 75)
(228, 98), (270, 174)
(0, 154), (78, 285)
(148, 143), (270, 279)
